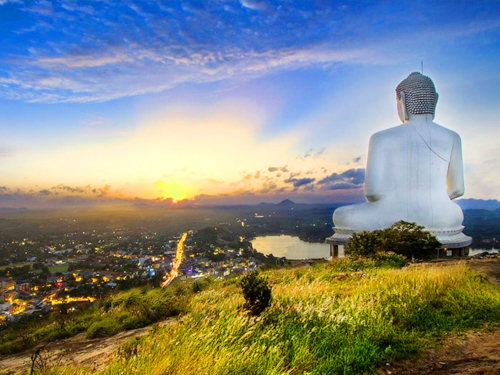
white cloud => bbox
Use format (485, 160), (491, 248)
(0, 44), (374, 103)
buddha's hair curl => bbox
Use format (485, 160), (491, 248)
(396, 72), (437, 115)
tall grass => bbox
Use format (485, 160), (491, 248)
(46, 260), (500, 375)
(0, 283), (191, 355)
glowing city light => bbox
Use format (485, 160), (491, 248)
(161, 232), (188, 288)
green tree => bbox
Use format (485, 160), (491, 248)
(240, 271), (272, 316)
(345, 221), (440, 260)
(380, 221), (440, 260)
(344, 231), (382, 258)
(40, 266), (51, 278)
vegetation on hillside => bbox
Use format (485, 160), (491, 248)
(37, 258), (500, 375)
(345, 221), (441, 260)
(240, 271), (272, 316)
(0, 278), (213, 355)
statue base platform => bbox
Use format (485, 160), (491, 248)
(325, 226), (472, 258)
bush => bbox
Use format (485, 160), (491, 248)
(374, 251), (408, 268)
(0, 336), (34, 355)
(381, 221), (440, 260)
(122, 315), (150, 330)
(149, 296), (187, 320)
(117, 336), (145, 359)
(240, 271), (272, 316)
(86, 318), (121, 339)
(345, 231), (382, 258)
(191, 280), (208, 293)
(345, 221), (440, 260)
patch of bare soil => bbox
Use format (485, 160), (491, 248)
(2, 258), (500, 375)
(468, 257), (500, 288)
(0, 320), (174, 374)
(381, 257), (500, 375)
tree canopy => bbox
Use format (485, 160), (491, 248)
(345, 221), (441, 260)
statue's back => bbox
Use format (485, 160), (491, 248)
(366, 120), (463, 229)
(329, 72), (471, 251)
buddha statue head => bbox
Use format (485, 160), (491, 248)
(396, 72), (439, 123)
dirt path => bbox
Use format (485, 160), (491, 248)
(0, 320), (174, 374)
(2, 258), (500, 375)
(382, 257), (500, 375)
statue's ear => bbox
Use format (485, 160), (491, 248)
(400, 91), (409, 121)
(433, 93), (438, 120)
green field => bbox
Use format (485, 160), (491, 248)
(0, 263), (68, 274)
(0, 262), (31, 271)
(48, 264), (69, 274)
(39, 259), (500, 375)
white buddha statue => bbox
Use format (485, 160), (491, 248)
(328, 72), (472, 253)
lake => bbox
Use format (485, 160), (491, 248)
(251, 235), (497, 260)
(251, 235), (330, 260)
(469, 249), (499, 256)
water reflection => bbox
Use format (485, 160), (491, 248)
(469, 249), (499, 256)
(252, 235), (329, 260)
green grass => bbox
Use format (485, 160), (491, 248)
(0, 284), (192, 356)
(0, 262), (31, 271)
(41, 259), (500, 375)
(48, 264), (69, 274)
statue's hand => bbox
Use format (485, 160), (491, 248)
(366, 194), (381, 202)
(448, 189), (463, 200)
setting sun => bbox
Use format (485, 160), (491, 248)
(154, 179), (190, 201)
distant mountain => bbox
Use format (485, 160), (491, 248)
(0, 207), (28, 212)
(457, 199), (500, 211)
(256, 199), (299, 209)
(277, 199), (296, 207)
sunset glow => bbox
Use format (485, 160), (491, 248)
(0, 1), (499, 209)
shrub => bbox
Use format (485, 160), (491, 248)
(149, 296), (187, 320)
(240, 271), (272, 316)
(0, 336), (34, 355)
(192, 279), (208, 293)
(122, 315), (150, 330)
(345, 221), (440, 260)
(380, 221), (440, 260)
(117, 336), (145, 359)
(345, 231), (383, 258)
(374, 251), (408, 268)
(86, 318), (121, 339)
(329, 257), (379, 272)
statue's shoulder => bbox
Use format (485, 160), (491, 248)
(432, 122), (462, 142)
(370, 124), (406, 142)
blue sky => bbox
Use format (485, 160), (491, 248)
(0, 0), (499, 209)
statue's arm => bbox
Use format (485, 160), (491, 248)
(365, 134), (383, 202)
(447, 134), (465, 200)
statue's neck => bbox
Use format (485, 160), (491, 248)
(405, 114), (434, 127)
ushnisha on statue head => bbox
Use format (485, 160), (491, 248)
(396, 72), (439, 123)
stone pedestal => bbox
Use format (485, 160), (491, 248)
(326, 226), (472, 259)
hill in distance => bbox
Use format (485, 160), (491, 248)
(457, 199), (500, 211)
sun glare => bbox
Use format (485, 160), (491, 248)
(155, 179), (188, 201)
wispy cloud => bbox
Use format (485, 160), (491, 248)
(239, 0), (270, 12)
(0, 1), (394, 103)
(285, 177), (316, 189)
(318, 168), (365, 191)
(298, 147), (325, 160)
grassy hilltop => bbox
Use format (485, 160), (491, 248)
(35, 258), (500, 375)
